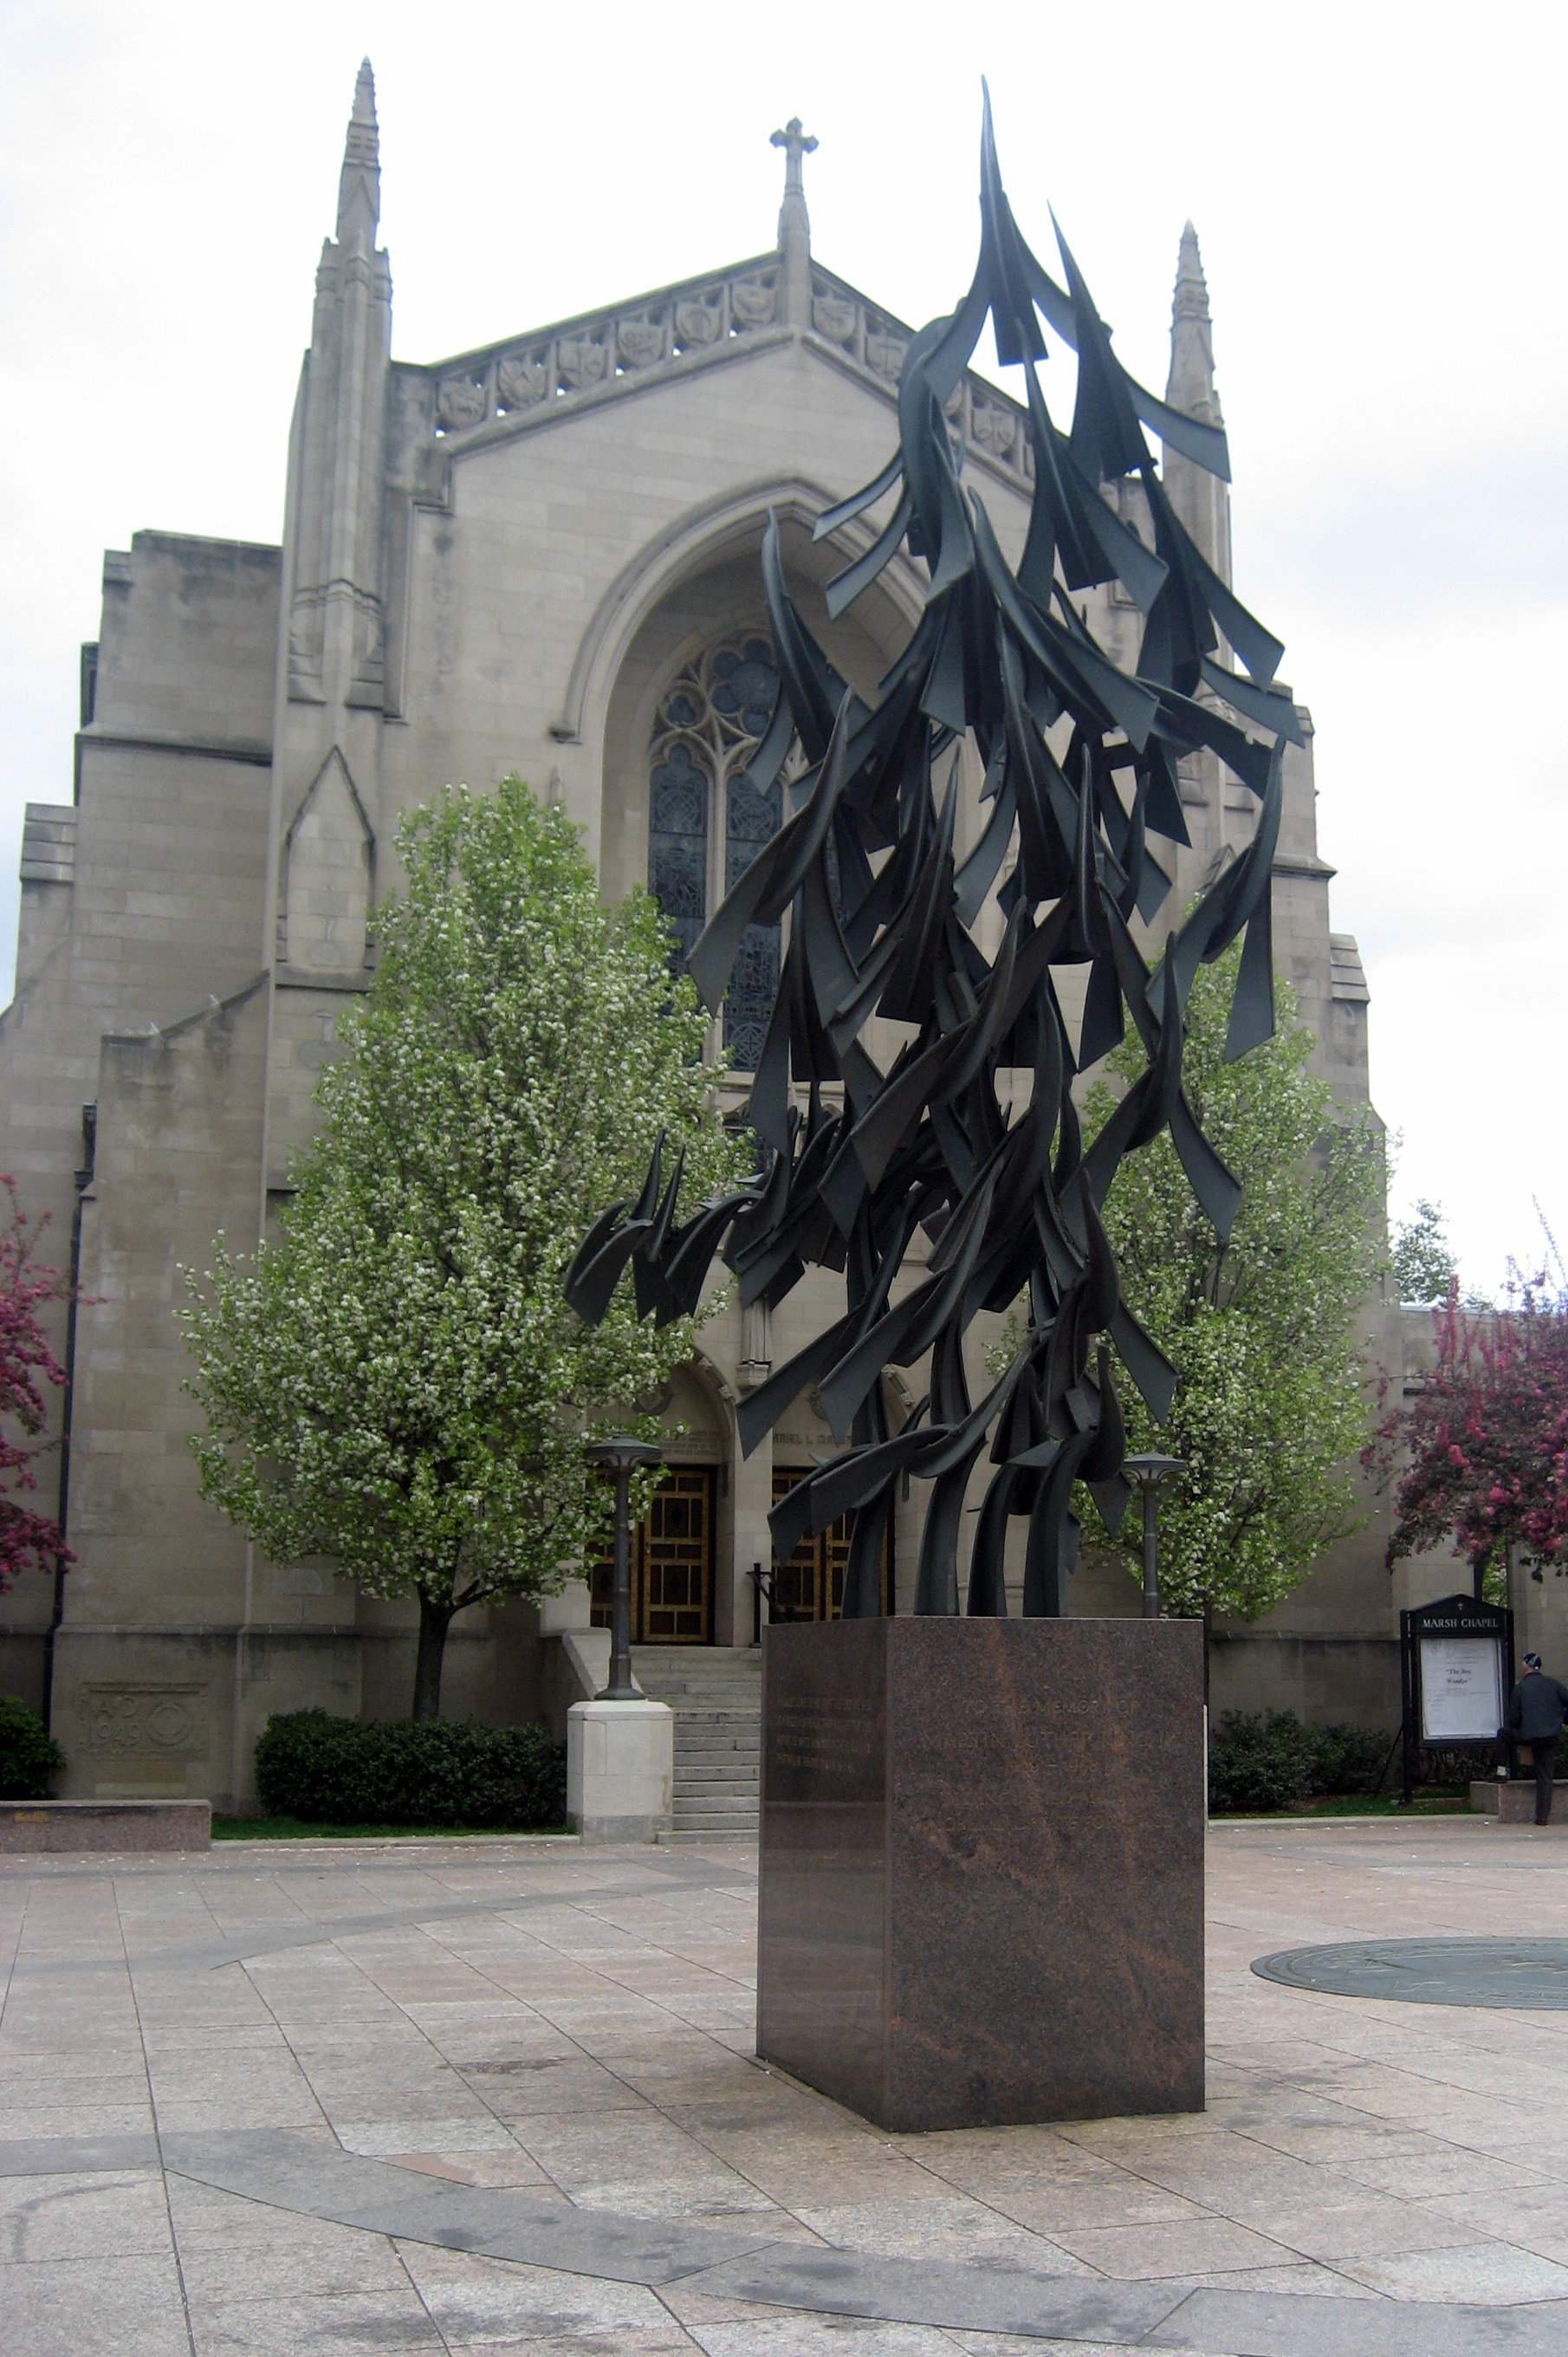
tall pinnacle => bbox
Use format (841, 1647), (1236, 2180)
(1163, 221), (1230, 586)
(1165, 220), (1222, 427)
(336, 57), (380, 246)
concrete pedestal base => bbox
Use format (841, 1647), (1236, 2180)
(757, 1618), (1206, 2132)
(567, 1699), (673, 1843)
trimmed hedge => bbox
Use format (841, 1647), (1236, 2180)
(254, 1710), (567, 1829)
(0, 1695), (67, 1800)
(1208, 1709), (1389, 1815)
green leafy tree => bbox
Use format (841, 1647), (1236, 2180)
(990, 946), (1385, 1633)
(182, 779), (748, 1717)
(1390, 1197), (1458, 1304)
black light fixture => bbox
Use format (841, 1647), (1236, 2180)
(585, 1436), (661, 1698)
(1122, 1454), (1184, 1620)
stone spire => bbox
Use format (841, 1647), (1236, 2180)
(1165, 221), (1222, 427)
(267, 53), (395, 1211)
(335, 57), (380, 247)
(1161, 221), (1231, 584)
(772, 117), (817, 328)
(282, 56), (392, 711)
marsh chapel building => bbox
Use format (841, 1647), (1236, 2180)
(1, 66), (1426, 1808)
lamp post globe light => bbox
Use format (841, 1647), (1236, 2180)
(1122, 1454), (1184, 1620)
(584, 1437), (662, 1700)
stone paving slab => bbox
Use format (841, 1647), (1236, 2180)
(3, 1821), (1568, 2354)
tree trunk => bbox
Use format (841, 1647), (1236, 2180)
(412, 1590), (456, 1721)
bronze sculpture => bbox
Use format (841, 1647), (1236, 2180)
(567, 92), (1290, 1620)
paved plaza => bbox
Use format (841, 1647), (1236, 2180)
(3, 1817), (1568, 2354)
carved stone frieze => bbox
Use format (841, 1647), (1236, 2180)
(420, 259), (1030, 489)
(865, 333), (908, 380)
(729, 277), (776, 328)
(617, 320), (666, 370)
(497, 354), (548, 409)
(970, 399), (1017, 458)
(437, 376), (487, 429)
(674, 297), (722, 346)
(558, 336), (608, 390)
(811, 294), (858, 345)
(81, 1683), (211, 1760)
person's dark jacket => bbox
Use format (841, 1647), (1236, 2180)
(1508, 1672), (1568, 1743)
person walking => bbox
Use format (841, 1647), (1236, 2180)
(1507, 1652), (1568, 1825)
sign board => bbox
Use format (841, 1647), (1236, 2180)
(1400, 1594), (1513, 1804)
(1419, 1634), (1505, 1742)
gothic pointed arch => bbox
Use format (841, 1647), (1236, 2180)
(276, 746), (376, 975)
(561, 477), (924, 881)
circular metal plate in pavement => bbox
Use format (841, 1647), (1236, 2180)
(1252, 1938), (1568, 2008)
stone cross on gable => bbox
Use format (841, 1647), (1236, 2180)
(771, 116), (818, 192)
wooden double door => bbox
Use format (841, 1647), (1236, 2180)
(589, 1465), (715, 1644)
(770, 1466), (893, 1620)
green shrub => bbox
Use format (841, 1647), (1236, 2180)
(0, 1695), (67, 1800)
(1306, 1720), (1390, 1796)
(1208, 1710), (1390, 1815)
(254, 1711), (566, 1829)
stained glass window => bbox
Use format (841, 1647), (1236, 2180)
(648, 740), (709, 966)
(647, 632), (787, 1070)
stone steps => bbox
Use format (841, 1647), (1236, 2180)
(632, 1647), (761, 1840)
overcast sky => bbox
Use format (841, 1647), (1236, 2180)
(1, 0), (1562, 1295)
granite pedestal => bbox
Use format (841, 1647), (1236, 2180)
(1471, 1777), (1568, 1823)
(0, 1800), (211, 1853)
(756, 1617), (1205, 2132)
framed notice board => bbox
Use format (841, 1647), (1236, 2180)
(1399, 1594), (1514, 1803)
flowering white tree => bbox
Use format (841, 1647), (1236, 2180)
(182, 779), (748, 1717)
(1085, 947), (1385, 1630)
(988, 944), (1385, 1640)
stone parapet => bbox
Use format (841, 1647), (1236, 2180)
(418, 257), (1033, 498)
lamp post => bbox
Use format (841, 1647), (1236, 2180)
(585, 1437), (662, 1700)
(1123, 1454), (1183, 1620)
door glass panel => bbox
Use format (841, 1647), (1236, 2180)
(771, 1469), (891, 1619)
(590, 1465), (715, 1643)
(770, 1466), (820, 1620)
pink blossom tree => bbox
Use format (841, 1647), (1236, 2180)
(0, 1178), (70, 1591)
(1371, 1276), (1568, 1595)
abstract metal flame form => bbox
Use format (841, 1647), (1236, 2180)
(565, 92), (1297, 1618)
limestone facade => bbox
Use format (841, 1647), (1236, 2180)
(0, 65), (1439, 1801)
